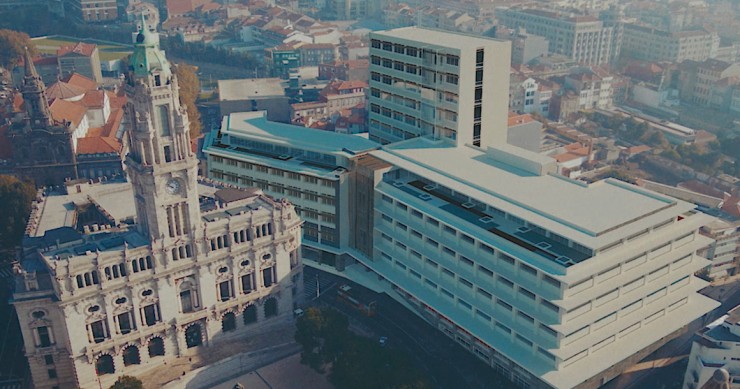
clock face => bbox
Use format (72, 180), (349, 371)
(165, 178), (181, 195)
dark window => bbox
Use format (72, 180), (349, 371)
(37, 326), (51, 347)
(474, 106), (482, 120)
(48, 369), (57, 379)
(219, 281), (231, 301)
(476, 49), (484, 66)
(90, 321), (106, 343)
(143, 304), (158, 326)
(164, 145), (172, 163)
(475, 69), (483, 84)
(122, 346), (141, 366)
(44, 355), (54, 365)
(148, 337), (165, 357)
(96, 355), (114, 375)
(180, 290), (193, 313)
(263, 267), (274, 287)
(243, 305), (257, 325)
(185, 324), (202, 348)
(241, 274), (254, 293)
(475, 87), (483, 102)
(222, 312), (236, 332)
(117, 312), (133, 334)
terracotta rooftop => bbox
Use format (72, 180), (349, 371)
(76, 136), (121, 155)
(62, 73), (98, 91)
(57, 42), (97, 57)
(508, 113), (536, 127)
(49, 99), (87, 128)
(80, 90), (106, 108)
(46, 81), (86, 101)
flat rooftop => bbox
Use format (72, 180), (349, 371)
(372, 138), (695, 248)
(223, 111), (380, 158)
(218, 78), (286, 101)
(371, 26), (506, 48)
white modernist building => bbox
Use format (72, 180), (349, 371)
(361, 140), (720, 389)
(682, 305), (740, 389)
(199, 26), (721, 389)
(12, 24), (303, 389)
(368, 27), (511, 147)
(203, 111), (380, 268)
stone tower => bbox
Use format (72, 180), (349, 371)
(124, 17), (201, 259)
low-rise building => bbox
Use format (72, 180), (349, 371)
(682, 305), (740, 389)
(203, 111), (380, 268)
(218, 78), (290, 123)
(697, 220), (740, 279)
(622, 24), (719, 63)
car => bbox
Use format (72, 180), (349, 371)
(379, 336), (388, 347)
(293, 308), (304, 318)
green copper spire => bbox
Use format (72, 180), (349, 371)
(130, 13), (171, 80)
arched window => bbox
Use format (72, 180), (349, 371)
(185, 324), (202, 348)
(95, 354), (115, 375)
(122, 346), (141, 366)
(264, 297), (278, 318)
(242, 305), (257, 325)
(148, 337), (165, 357)
(222, 312), (236, 332)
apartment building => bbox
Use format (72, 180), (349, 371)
(698, 220), (740, 279)
(203, 111), (380, 269)
(65, 0), (118, 22)
(362, 139), (719, 389)
(497, 8), (621, 65)
(682, 305), (740, 389)
(563, 68), (614, 110)
(621, 24), (719, 63)
(368, 27), (511, 147)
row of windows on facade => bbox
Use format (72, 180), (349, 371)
(213, 173), (337, 205)
(370, 39), (460, 66)
(64, 269), (278, 350)
(378, 215), (697, 353)
(75, 256), (154, 288)
(89, 301), (280, 378)
(381, 193), (692, 298)
(212, 156), (339, 188)
(209, 223), (273, 251)
(371, 70), (460, 87)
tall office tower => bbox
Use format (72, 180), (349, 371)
(367, 27), (511, 147)
(498, 8), (621, 66)
(363, 142), (720, 389)
(12, 22), (302, 389)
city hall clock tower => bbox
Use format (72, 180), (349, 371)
(124, 17), (200, 257)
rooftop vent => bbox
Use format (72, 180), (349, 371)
(479, 216), (495, 223)
(277, 154), (292, 160)
(418, 193), (433, 201)
(462, 202), (476, 209)
(423, 184), (438, 191)
(517, 227), (531, 233)
(392, 181), (405, 187)
(536, 242), (552, 249)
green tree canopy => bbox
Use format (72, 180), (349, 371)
(0, 175), (35, 252)
(173, 63), (203, 139)
(109, 375), (144, 389)
(0, 29), (36, 69)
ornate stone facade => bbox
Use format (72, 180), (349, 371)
(12, 22), (303, 389)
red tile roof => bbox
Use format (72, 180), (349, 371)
(46, 81), (86, 101)
(62, 73), (98, 91)
(80, 90), (105, 108)
(49, 99), (87, 127)
(57, 42), (97, 57)
(76, 137), (121, 154)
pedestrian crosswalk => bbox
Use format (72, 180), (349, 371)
(303, 266), (341, 300)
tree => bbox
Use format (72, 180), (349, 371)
(174, 63), (203, 139)
(109, 375), (143, 389)
(0, 175), (35, 252)
(0, 29), (36, 69)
